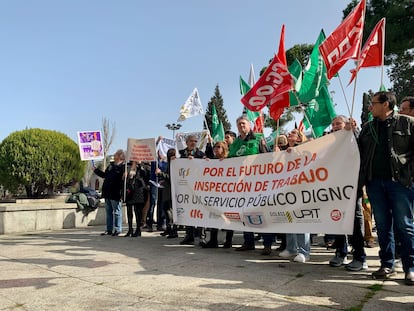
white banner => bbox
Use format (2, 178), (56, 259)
(126, 138), (157, 162)
(171, 130), (360, 234)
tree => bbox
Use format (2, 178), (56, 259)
(101, 117), (116, 170)
(0, 128), (86, 197)
(343, 0), (414, 101)
(204, 85), (231, 133)
(387, 50), (414, 101)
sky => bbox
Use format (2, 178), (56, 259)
(0, 0), (388, 154)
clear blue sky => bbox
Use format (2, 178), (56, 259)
(0, 0), (388, 154)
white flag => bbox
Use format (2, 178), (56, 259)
(177, 88), (204, 122)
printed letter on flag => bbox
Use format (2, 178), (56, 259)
(178, 88), (204, 122)
(241, 54), (293, 112)
(349, 18), (385, 84)
(319, 0), (366, 79)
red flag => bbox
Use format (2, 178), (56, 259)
(241, 53), (293, 112)
(277, 24), (287, 66)
(298, 119), (305, 132)
(253, 112), (265, 133)
(349, 18), (385, 84)
(319, 0), (366, 79)
(269, 24), (290, 121)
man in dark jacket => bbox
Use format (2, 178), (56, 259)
(357, 91), (414, 285)
(94, 149), (126, 236)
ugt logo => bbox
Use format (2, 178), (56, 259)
(178, 168), (190, 179)
(190, 209), (203, 219)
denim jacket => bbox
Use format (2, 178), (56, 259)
(358, 112), (414, 188)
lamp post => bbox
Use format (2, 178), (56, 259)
(165, 123), (182, 139)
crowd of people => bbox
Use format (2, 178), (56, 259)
(93, 92), (414, 286)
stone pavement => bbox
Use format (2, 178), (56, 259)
(0, 227), (413, 311)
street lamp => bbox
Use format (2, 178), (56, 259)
(165, 123), (182, 139)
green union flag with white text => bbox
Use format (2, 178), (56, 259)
(304, 84), (336, 137)
(211, 105), (224, 142)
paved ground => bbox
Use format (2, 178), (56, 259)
(0, 227), (413, 311)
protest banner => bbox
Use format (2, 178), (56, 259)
(77, 130), (104, 161)
(126, 138), (157, 162)
(171, 130), (360, 234)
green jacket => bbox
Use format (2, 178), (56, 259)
(228, 131), (267, 158)
(358, 112), (414, 188)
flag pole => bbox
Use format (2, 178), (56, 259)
(336, 75), (352, 117)
(350, 0), (366, 120)
(380, 18), (386, 88)
(203, 113), (212, 138)
(302, 108), (316, 139)
(293, 92), (316, 138)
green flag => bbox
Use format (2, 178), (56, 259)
(304, 84), (336, 137)
(288, 59), (303, 106)
(298, 30), (327, 103)
(211, 105), (224, 142)
(240, 76), (260, 121)
(216, 121), (225, 142)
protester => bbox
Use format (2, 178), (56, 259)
(399, 96), (414, 117)
(156, 148), (178, 239)
(279, 129), (311, 262)
(229, 115), (269, 251)
(145, 136), (164, 232)
(271, 134), (289, 252)
(327, 115), (368, 271)
(274, 134), (288, 151)
(224, 130), (237, 146)
(202, 140), (232, 248)
(179, 135), (206, 245)
(124, 161), (147, 237)
(356, 91), (414, 285)
(93, 149), (126, 236)
(156, 150), (168, 232)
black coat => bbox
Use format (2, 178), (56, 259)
(94, 163), (125, 201)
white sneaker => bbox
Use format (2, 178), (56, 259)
(293, 253), (308, 263)
(279, 249), (297, 258)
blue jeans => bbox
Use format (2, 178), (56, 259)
(105, 199), (122, 233)
(367, 179), (414, 273)
(286, 233), (310, 258)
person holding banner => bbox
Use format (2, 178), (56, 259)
(327, 115), (368, 272)
(355, 91), (414, 285)
(229, 115), (270, 252)
(179, 135), (206, 245)
(279, 129), (311, 262)
(93, 149), (126, 236)
(202, 140), (233, 248)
